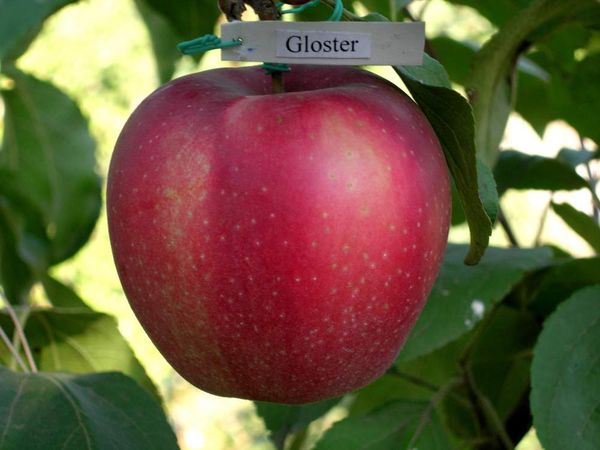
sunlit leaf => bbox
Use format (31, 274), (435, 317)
(0, 67), (101, 266)
(0, 0), (80, 63)
(0, 309), (159, 400)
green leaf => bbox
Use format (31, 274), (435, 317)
(494, 150), (589, 195)
(514, 57), (553, 135)
(139, 0), (220, 41)
(0, 201), (35, 304)
(0, 367), (178, 450)
(551, 202), (600, 253)
(398, 244), (552, 362)
(397, 52), (451, 89)
(314, 400), (452, 450)
(531, 285), (600, 450)
(0, 172), (48, 303)
(0, 67), (101, 266)
(255, 398), (339, 448)
(430, 35), (555, 135)
(134, 0), (181, 83)
(0, 0), (79, 63)
(41, 276), (91, 309)
(477, 158), (499, 224)
(134, 0), (221, 74)
(0, 309), (159, 399)
(551, 53), (600, 145)
(395, 56), (494, 264)
(466, 0), (600, 165)
(530, 257), (600, 316)
(429, 36), (477, 86)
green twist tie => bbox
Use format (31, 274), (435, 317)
(262, 62), (292, 74)
(328, 0), (344, 21)
(177, 35), (242, 55)
(278, 0), (321, 14)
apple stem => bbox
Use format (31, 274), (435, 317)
(271, 71), (285, 94)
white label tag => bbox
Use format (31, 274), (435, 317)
(276, 30), (371, 59)
(221, 21), (424, 66)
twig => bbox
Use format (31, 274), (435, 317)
(271, 71), (284, 94)
(533, 196), (552, 247)
(287, 427), (309, 450)
(580, 136), (600, 224)
(0, 324), (29, 372)
(401, 4), (438, 58)
(0, 294), (37, 373)
(386, 366), (441, 392)
(498, 205), (520, 248)
(457, 302), (515, 449)
(461, 361), (514, 449)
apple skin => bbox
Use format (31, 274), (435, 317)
(107, 65), (450, 404)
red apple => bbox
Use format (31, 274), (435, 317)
(107, 65), (450, 404)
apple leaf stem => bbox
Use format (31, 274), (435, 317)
(271, 70), (285, 94)
(533, 197), (552, 247)
(579, 135), (600, 223)
(0, 293), (37, 373)
(497, 206), (520, 248)
(0, 323), (29, 372)
(386, 366), (441, 392)
(461, 360), (515, 449)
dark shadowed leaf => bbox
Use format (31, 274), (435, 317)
(551, 53), (600, 145)
(255, 398), (340, 447)
(314, 400), (452, 450)
(134, 0), (181, 83)
(0, 367), (178, 450)
(469, 307), (539, 420)
(0, 0), (79, 62)
(429, 36), (476, 86)
(0, 68), (101, 266)
(494, 150), (589, 195)
(0, 309), (159, 399)
(552, 202), (600, 253)
(138, 0), (220, 41)
(531, 285), (600, 450)
(134, 0), (221, 76)
(0, 170), (48, 303)
(398, 244), (552, 362)
(514, 58), (553, 135)
(529, 257), (600, 316)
